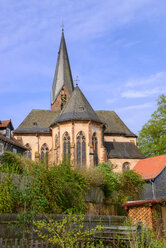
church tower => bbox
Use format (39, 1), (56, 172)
(51, 29), (74, 111)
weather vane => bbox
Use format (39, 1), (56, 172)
(74, 75), (80, 86)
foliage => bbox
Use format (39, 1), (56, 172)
(77, 166), (104, 187)
(130, 226), (166, 248)
(117, 170), (145, 202)
(33, 212), (103, 248)
(0, 176), (15, 213)
(0, 151), (36, 174)
(138, 94), (166, 157)
(11, 161), (88, 220)
(96, 162), (120, 199)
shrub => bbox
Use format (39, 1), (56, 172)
(0, 176), (14, 213)
(96, 162), (120, 199)
(33, 212), (103, 248)
(0, 152), (36, 174)
(118, 170), (145, 202)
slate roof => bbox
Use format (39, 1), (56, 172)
(96, 111), (136, 137)
(14, 108), (137, 136)
(104, 141), (145, 159)
(53, 86), (102, 124)
(0, 133), (26, 150)
(133, 154), (166, 180)
(14, 110), (60, 134)
(0, 120), (14, 130)
(51, 30), (74, 104)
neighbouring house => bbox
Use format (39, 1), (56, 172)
(133, 154), (166, 200)
(0, 120), (26, 155)
(122, 155), (166, 234)
(122, 199), (166, 236)
(13, 29), (145, 170)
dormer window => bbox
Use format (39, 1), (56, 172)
(79, 106), (85, 111)
(6, 128), (11, 139)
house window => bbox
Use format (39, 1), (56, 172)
(24, 143), (32, 159)
(92, 132), (98, 166)
(122, 162), (130, 171)
(41, 143), (49, 164)
(76, 131), (86, 167)
(63, 132), (70, 160)
(13, 148), (17, 154)
(6, 128), (10, 139)
(0, 143), (4, 155)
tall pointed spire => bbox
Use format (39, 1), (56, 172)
(51, 30), (74, 109)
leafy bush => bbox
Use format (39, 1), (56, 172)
(33, 212), (103, 248)
(0, 151), (36, 174)
(12, 161), (89, 215)
(77, 166), (104, 187)
(118, 170), (145, 202)
(0, 176), (15, 213)
(96, 162), (120, 199)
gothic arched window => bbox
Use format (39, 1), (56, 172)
(92, 133), (98, 165)
(24, 143), (32, 159)
(76, 131), (86, 167)
(63, 132), (70, 160)
(122, 162), (130, 171)
(41, 143), (49, 163)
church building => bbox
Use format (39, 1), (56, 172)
(14, 30), (145, 171)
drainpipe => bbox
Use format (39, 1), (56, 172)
(150, 179), (156, 199)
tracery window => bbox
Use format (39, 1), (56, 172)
(92, 132), (98, 166)
(63, 132), (70, 160)
(76, 131), (86, 167)
(122, 162), (130, 171)
(24, 143), (32, 159)
(41, 143), (49, 163)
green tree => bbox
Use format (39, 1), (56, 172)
(138, 94), (166, 157)
(33, 212), (103, 248)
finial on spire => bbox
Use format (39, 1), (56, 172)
(61, 21), (64, 33)
(74, 75), (80, 86)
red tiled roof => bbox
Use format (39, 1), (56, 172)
(133, 154), (166, 180)
(0, 120), (11, 128)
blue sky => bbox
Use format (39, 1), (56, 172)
(0, 0), (166, 134)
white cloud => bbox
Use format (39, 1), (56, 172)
(116, 102), (154, 112)
(121, 87), (166, 98)
(126, 72), (166, 87)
